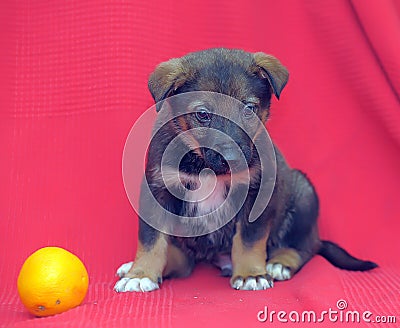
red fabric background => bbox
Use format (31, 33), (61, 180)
(1, 0), (399, 327)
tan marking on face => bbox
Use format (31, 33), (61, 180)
(169, 114), (203, 158)
(216, 165), (261, 186)
(178, 131), (203, 157)
(177, 115), (189, 132)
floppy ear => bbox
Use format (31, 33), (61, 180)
(253, 52), (289, 99)
(148, 58), (190, 110)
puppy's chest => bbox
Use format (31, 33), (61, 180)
(173, 221), (235, 262)
(176, 174), (233, 261)
(183, 175), (227, 216)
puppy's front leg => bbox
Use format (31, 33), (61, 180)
(115, 173), (175, 293)
(230, 221), (273, 290)
(115, 221), (168, 292)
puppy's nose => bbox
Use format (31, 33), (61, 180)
(214, 144), (248, 173)
(214, 143), (241, 162)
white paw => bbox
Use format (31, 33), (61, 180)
(231, 275), (273, 290)
(266, 263), (292, 281)
(116, 261), (134, 278)
(114, 277), (159, 293)
(231, 276), (245, 290)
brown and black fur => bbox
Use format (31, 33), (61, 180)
(118, 48), (377, 291)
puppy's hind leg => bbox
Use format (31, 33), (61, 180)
(267, 170), (320, 281)
(213, 253), (233, 277)
(266, 248), (308, 281)
(163, 243), (195, 279)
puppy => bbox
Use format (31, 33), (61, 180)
(115, 48), (377, 292)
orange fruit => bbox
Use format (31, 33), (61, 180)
(17, 247), (89, 317)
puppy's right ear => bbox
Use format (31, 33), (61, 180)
(148, 58), (189, 111)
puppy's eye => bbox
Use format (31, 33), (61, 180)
(195, 107), (212, 123)
(243, 103), (259, 118)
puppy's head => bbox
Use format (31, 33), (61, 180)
(149, 48), (288, 174)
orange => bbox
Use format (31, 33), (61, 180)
(17, 246), (89, 317)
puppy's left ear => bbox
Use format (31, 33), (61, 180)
(148, 58), (190, 110)
(253, 52), (289, 99)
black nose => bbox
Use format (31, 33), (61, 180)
(214, 143), (241, 162)
(213, 144), (248, 172)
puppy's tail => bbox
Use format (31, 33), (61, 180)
(318, 240), (378, 271)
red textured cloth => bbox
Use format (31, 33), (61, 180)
(1, 0), (399, 327)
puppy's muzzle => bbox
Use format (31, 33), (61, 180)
(215, 143), (242, 168)
(206, 143), (249, 174)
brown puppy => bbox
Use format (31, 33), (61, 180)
(115, 48), (377, 292)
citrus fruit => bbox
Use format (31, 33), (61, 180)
(17, 246), (89, 317)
